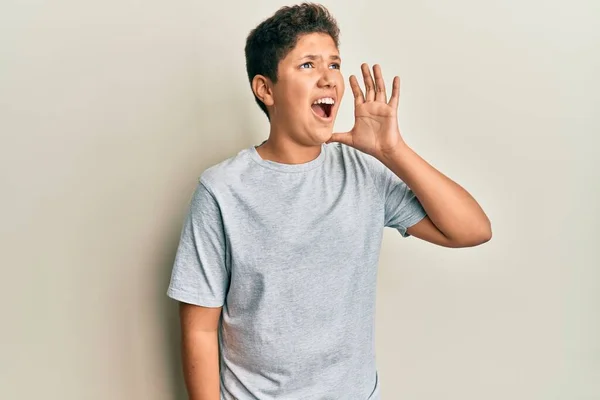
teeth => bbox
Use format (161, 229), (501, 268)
(313, 97), (335, 105)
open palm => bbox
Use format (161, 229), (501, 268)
(328, 64), (404, 158)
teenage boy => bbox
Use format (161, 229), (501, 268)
(168, 3), (491, 399)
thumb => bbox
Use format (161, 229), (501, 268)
(326, 132), (353, 146)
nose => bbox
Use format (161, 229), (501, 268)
(317, 68), (336, 88)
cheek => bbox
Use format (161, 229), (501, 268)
(276, 89), (301, 114)
(288, 86), (311, 112)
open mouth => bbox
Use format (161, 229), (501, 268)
(311, 97), (335, 119)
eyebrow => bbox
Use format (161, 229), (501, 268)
(299, 54), (341, 61)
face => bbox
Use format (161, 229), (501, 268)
(257, 32), (345, 145)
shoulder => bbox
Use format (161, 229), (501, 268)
(198, 146), (256, 196)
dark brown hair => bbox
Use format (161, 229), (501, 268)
(244, 3), (340, 120)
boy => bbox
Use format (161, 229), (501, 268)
(167, 3), (491, 399)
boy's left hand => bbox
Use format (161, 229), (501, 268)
(326, 63), (405, 159)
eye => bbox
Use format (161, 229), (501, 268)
(330, 63), (341, 70)
(300, 62), (314, 69)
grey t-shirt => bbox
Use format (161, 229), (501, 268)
(167, 142), (427, 399)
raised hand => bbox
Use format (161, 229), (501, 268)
(327, 63), (405, 159)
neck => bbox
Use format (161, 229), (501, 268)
(256, 127), (323, 165)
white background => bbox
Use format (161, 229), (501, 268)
(1, 0), (598, 398)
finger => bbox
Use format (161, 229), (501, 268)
(361, 63), (376, 102)
(349, 75), (364, 106)
(373, 64), (387, 102)
(388, 76), (401, 109)
(326, 132), (353, 146)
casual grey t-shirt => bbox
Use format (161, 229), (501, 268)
(167, 142), (427, 399)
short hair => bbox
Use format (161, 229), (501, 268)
(244, 3), (341, 120)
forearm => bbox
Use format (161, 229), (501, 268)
(380, 142), (491, 243)
(181, 330), (220, 400)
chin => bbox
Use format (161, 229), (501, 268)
(312, 116), (337, 137)
(313, 126), (335, 144)
(293, 113), (338, 145)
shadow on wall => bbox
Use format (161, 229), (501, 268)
(156, 90), (265, 399)
(159, 233), (187, 400)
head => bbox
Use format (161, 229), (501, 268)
(244, 3), (345, 145)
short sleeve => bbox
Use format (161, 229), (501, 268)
(365, 153), (427, 237)
(166, 181), (229, 307)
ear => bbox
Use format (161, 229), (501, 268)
(251, 75), (274, 107)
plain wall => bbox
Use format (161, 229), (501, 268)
(1, 0), (598, 399)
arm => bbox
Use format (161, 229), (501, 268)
(180, 302), (222, 400)
(381, 143), (492, 247)
(327, 63), (491, 248)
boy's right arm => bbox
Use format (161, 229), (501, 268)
(179, 302), (222, 400)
